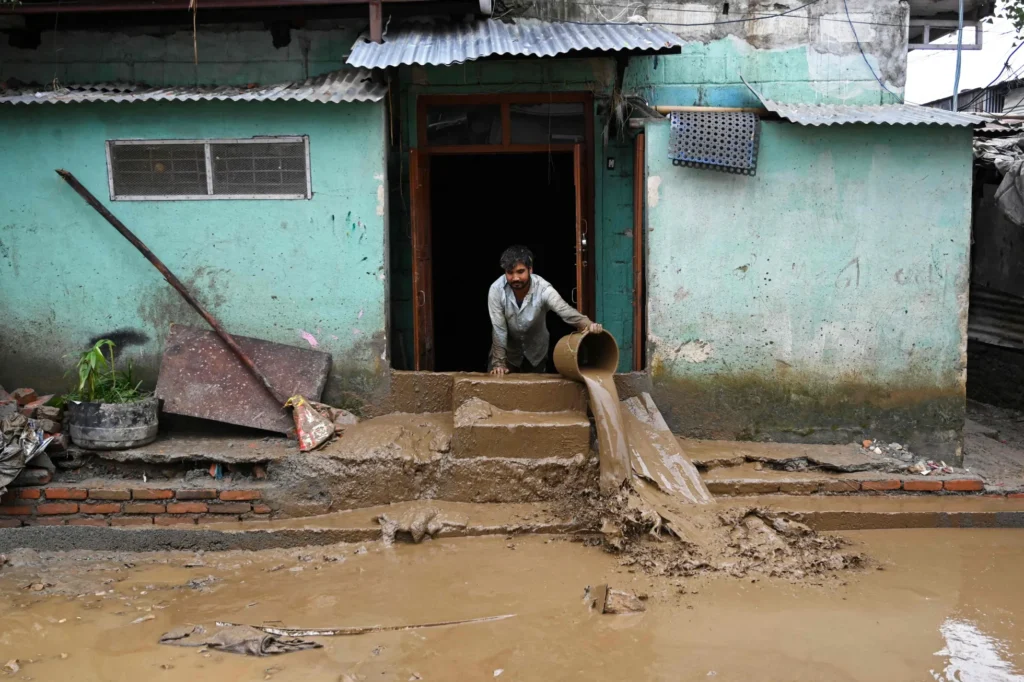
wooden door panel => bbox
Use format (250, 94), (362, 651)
(409, 149), (435, 370)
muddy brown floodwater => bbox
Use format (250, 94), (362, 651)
(1, 530), (1023, 681)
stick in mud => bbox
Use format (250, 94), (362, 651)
(215, 613), (517, 637)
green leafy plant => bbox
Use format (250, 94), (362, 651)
(58, 339), (148, 405)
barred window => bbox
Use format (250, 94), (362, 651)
(106, 137), (311, 200)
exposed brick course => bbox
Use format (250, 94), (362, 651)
(904, 480), (943, 492)
(68, 518), (109, 527)
(81, 503), (122, 515)
(253, 504), (272, 514)
(37, 502), (78, 515)
(125, 503), (165, 514)
(861, 480), (902, 491)
(111, 517), (153, 526)
(219, 490), (261, 501)
(132, 489), (174, 500)
(167, 502), (208, 514)
(944, 480), (984, 492)
(16, 489), (42, 500)
(176, 489), (217, 500)
(44, 488), (88, 500)
(89, 489), (131, 501)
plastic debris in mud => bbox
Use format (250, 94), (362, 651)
(285, 396), (334, 452)
(583, 584), (646, 614)
(216, 613), (516, 637)
(159, 624), (322, 656)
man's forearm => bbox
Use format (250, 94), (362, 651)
(488, 335), (508, 369)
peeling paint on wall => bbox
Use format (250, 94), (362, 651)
(647, 176), (661, 208)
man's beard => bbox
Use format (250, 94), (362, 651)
(510, 280), (526, 289)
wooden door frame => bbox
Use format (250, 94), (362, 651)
(632, 132), (646, 371)
(410, 91), (596, 371)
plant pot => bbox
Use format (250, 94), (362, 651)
(68, 396), (159, 450)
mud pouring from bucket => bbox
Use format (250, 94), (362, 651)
(554, 330), (713, 510)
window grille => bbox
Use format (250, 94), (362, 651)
(106, 137), (311, 200)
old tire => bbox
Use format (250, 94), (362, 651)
(68, 397), (159, 450)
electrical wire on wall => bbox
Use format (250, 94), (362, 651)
(841, 0), (903, 102)
(560, 0), (904, 102)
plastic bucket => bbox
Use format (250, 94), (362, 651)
(553, 330), (620, 381)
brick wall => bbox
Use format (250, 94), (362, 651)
(0, 485), (271, 527)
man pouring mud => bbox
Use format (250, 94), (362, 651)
(488, 245), (602, 375)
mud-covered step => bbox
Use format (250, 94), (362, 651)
(716, 495), (1024, 530)
(701, 462), (986, 495)
(452, 375), (587, 414)
(452, 398), (591, 459)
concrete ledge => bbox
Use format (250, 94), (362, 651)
(0, 501), (582, 552)
(718, 495), (1024, 530)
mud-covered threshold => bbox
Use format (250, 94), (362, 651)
(3, 496), (1024, 554)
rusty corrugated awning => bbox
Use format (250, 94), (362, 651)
(0, 69), (386, 105)
(346, 18), (683, 69)
(743, 79), (984, 127)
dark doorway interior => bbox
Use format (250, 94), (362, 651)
(430, 152), (577, 372)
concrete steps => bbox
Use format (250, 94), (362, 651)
(450, 375), (590, 460)
(452, 375), (587, 414)
(452, 410), (591, 459)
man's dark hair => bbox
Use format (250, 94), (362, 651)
(500, 245), (534, 272)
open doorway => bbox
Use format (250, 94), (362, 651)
(430, 152), (578, 372)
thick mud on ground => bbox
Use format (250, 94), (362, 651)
(1, 530), (1023, 681)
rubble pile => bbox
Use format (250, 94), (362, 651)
(0, 385), (65, 494)
(861, 439), (912, 462)
(860, 439), (955, 476)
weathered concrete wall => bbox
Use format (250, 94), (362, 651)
(0, 99), (389, 407)
(533, 0), (907, 105)
(644, 120), (973, 459)
(0, 22), (355, 85)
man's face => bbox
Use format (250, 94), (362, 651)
(505, 262), (532, 290)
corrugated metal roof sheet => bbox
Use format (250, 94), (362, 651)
(745, 81), (984, 127)
(347, 18), (683, 69)
(0, 69), (386, 105)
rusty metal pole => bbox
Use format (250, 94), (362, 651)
(55, 169), (289, 406)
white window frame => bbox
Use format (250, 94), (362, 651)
(106, 136), (312, 201)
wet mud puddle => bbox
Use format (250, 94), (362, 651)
(1, 531), (1023, 681)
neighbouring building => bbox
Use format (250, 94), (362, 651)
(0, 0), (985, 460)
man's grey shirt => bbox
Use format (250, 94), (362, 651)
(488, 274), (590, 369)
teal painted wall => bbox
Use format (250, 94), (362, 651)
(0, 100), (389, 408)
(390, 58), (638, 372)
(644, 121), (973, 458)
(626, 36), (904, 108)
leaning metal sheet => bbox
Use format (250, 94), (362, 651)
(155, 324), (332, 433)
(668, 111), (760, 175)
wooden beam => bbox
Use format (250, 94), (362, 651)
(655, 105), (768, 114)
(369, 0), (383, 43)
